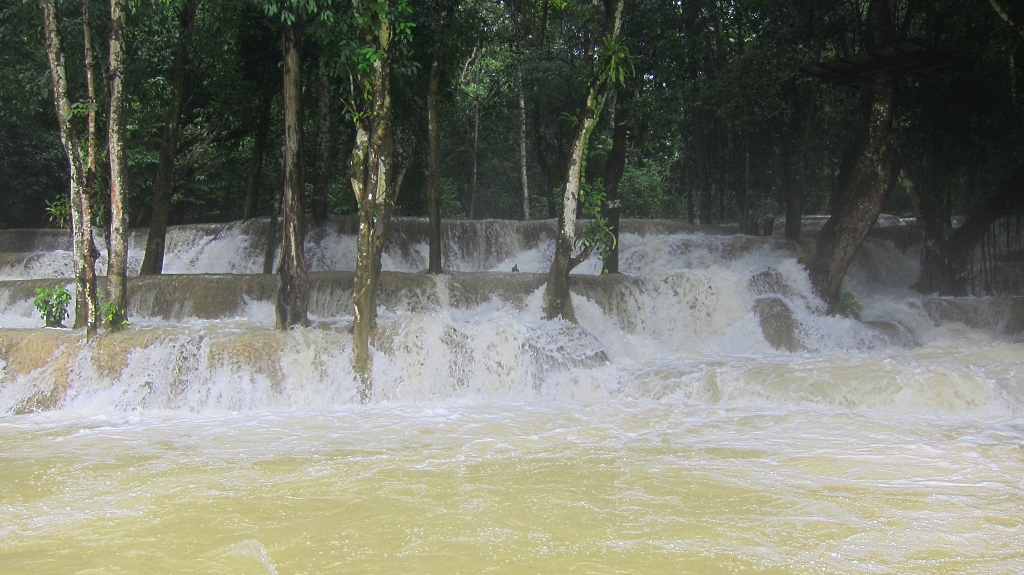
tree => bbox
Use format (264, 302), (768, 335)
(803, 0), (901, 311)
(275, 5), (309, 329)
(139, 0), (201, 275)
(41, 0), (99, 335)
(543, 0), (626, 322)
(341, 0), (413, 396)
(106, 0), (129, 328)
(424, 0), (451, 274)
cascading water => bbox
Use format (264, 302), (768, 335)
(0, 217), (1021, 574)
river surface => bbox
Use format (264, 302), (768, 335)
(1, 218), (1022, 573)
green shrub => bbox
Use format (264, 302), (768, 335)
(833, 292), (863, 320)
(34, 284), (71, 328)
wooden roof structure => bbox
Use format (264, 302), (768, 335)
(799, 40), (956, 87)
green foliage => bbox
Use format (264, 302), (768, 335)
(45, 196), (71, 229)
(620, 163), (668, 218)
(833, 292), (863, 320)
(33, 284), (71, 328)
(578, 178), (616, 260)
(440, 178), (466, 219)
(101, 302), (129, 329)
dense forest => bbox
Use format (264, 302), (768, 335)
(2, 0), (1023, 343)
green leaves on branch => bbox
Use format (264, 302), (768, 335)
(101, 302), (129, 329)
(577, 178), (617, 261)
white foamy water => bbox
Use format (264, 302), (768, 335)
(1, 218), (1022, 573)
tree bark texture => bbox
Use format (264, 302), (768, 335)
(349, 1), (401, 398)
(804, 0), (899, 310)
(106, 0), (129, 328)
(601, 90), (628, 274)
(516, 58), (530, 221)
(42, 0), (99, 335)
(805, 71), (899, 309)
(785, 81), (817, 242)
(696, 129), (714, 225)
(533, 99), (557, 218)
(275, 18), (310, 329)
(312, 66), (332, 225)
(140, 0), (199, 276)
(77, 0), (100, 330)
(470, 97), (479, 219)
(245, 78), (275, 221)
(425, 0), (448, 274)
(544, 0), (625, 322)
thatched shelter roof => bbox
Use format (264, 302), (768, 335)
(799, 40), (956, 87)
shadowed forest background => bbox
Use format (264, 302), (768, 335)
(2, 0), (1020, 226)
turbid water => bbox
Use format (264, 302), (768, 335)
(0, 217), (1022, 574)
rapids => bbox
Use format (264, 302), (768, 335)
(0, 217), (1022, 574)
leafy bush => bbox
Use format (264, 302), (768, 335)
(34, 285), (71, 328)
(833, 292), (863, 320)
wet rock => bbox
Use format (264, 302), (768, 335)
(923, 296), (1024, 338)
(753, 297), (800, 352)
(748, 269), (792, 297)
(863, 320), (918, 348)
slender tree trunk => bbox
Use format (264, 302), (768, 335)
(77, 0), (99, 331)
(516, 58), (530, 220)
(275, 17), (309, 329)
(697, 132), (713, 225)
(42, 0), (98, 335)
(350, 0), (399, 397)
(140, 0), (199, 276)
(544, 0), (625, 322)
(470, 97), (480, 219)
(106, 0), (129, 328)
(425, 0), (448, 274)
(244, 78), (274, 221)
(533, 99), (556, 218)
(804, 0), (899, 310)
(785, 81), (816, 242)
(601, 90), (629, 274)
(312, 66), (332, 225)
(263, 148), (285, 275)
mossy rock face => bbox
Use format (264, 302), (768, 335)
(753, 297), (800, 352)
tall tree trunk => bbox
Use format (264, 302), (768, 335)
(533, 99), (556, 218)
(263, 147), (286, 275)
(785, 81), (817, 242)
(516, 58), (530, 220)
(312, 66), (332, 225)
(42, 0), (98, 335)
(805, 0), (899, 310)
(350, 0), (400, 398)
(140, 0), (199, 276)
(425, 0), (448, 274)
(106, 0), (129, 328)
(544, 0), (625, 322)
(275, 16), (309, 329)
(696, 130), (713, 225)
(244, 78), (274, 221)
(601, 90), (629, 274)
(470, 97), (480, 219)
(77, 0), (100, 331)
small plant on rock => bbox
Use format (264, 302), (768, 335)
(101, 301), (129, 330)
(833, 291), (863, 320)
(34, 285), (71, 328)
